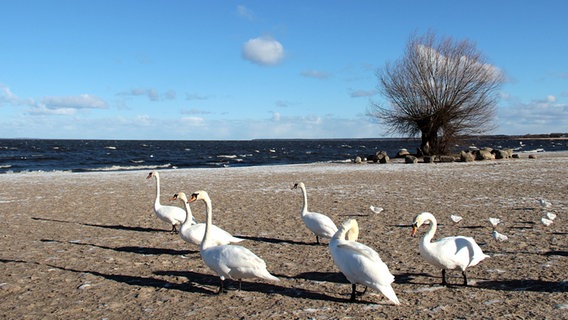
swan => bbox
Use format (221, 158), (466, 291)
(292, 182), (338, 244)
(146, 170), (193, 232)
(411, 212), (490, 286)
(329, 219), (400, 305)
(171, 192), (245, 246)
(189, 190), (279, 294)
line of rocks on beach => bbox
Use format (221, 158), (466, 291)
(354, 147), (540, 164)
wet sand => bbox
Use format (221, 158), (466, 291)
(1, 152), (566, 319)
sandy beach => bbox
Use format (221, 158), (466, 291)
(1, 152), (567, 319)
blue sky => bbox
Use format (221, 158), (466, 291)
(1, 1), (567, 140)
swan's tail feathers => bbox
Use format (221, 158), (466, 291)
(230, 236), (246, 243)
(261, 271), (280, 282)
(376, 284), (400, 305)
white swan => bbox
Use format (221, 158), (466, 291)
(171, 192), (245, 246)
(292, 182), (338, 244)
(411, 212), (490, 286)
(146, 170), (192, 232)
(189, 190), (279, 293)
(329, 219), (400, 305)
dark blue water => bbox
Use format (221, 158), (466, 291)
(0, 138), (566, 173)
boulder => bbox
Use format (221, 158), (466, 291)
(474, 149), (495, 161)
(354, 156), (362, 164)
(396, 148), (410, 158)
(405, 155), (418, 164)
(460, 151), (475, 162)
(375, 151), (390, 164)
(492, 149), (513, 159)
(438, 155), (456, 162)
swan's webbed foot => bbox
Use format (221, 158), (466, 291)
(349, 284), (367, 301)
(170, 225), (178, 233)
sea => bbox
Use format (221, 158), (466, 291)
(1, 137), (567, 174)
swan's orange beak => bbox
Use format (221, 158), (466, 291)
(411, 225), (418, 237)
(188, 194), (197, 203)
(170, 194), (179, 201)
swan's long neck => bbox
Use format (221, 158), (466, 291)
(153, 173), (161, 207)
(332, 219), (356, 241)
(200, 196), (214, 250)
(181, 201), (193, 225)
(300, 185), (309, 215)
(422, 214), (437, 244)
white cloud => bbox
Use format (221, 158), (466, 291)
(181, 116), (205, 126)
(28, 104), (77, 116)
(181, 108), (211, 115)
(236, 5), (254, 21)
(242, 36), (285, 66)
(272, 111), (281, 121)
(301, 70), (331, 79)
(186, 93), (210, 101)
(119, 88), (176, 101)
(497, 94), (568, 134)
(41, 94), (108, 109)
(0, 84), (34, 107)
(350, 89), (378, 98)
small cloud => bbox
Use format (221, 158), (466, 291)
(272, 111), (281, 121)
(164, 90), (176, 100)
(275, 100), (291, 108)
(350, 89), (378, 98)
(181, 116), (205, 126)
(28, 104), (77, 116)
(301, 70), (331, 80)
(242, 36), (285, 66)
(186, 93), (210, 101)
(118, 88), (175, 101)
(236, 5), (254, 21)
(41, 94), (108, 109)
(181, 108), (211, 115)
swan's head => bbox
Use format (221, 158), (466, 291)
(339, 218), (359, 241)
(146, 170), (158, 179)
(411, 212), (435, 237)
(171, 192), (188, 202)
(188, 190), (210, 203)
(291, 182), (305, 190)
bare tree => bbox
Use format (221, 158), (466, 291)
(369, 31), (505, 155)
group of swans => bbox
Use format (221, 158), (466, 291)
(148, 171), (276, 293)
(171, 192), (244, 246)
(294, 182), (399, 304)
(147, 172), (489, 302)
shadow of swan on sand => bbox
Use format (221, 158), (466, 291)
(31, 216), (169, 233)
(477, 279), (568, 292)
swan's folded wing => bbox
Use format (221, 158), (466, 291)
(337, 241), (381, 261)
